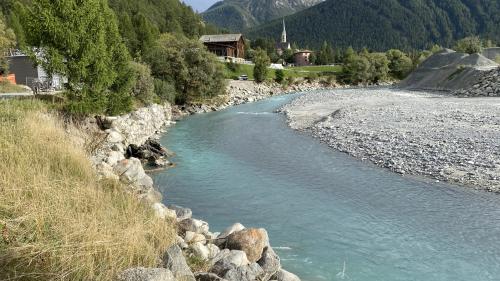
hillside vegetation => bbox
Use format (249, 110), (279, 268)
(247, 0), (500, 50)
(202, 0), (324, 31)
(0, 100), (176, 280)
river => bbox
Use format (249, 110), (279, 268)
(154, 92), (500, 281)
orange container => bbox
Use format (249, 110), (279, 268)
(0, 74), (17, 84)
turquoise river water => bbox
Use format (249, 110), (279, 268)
(154, 93), (500, 281)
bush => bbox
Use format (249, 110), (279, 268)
(129, 61), (155, 105)
(146, 33), (226, 104)
(0, 100), (175, 281)
(454, 36), (483, 54)
(253, 48), (270, 83)
(153, 79), (176, 104)
(386, 49), (413, 79)
(275, 69), (285, 84)
(226, 61), (240, 72)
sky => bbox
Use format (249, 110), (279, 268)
(182, 0), (219, 12)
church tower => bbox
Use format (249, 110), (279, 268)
(281, 18), (287, 43)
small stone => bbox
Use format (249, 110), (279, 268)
(117, 267), (175, 281)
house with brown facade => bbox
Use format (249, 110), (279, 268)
(294, 50), (314, 66)
(200, 34), (245, 59)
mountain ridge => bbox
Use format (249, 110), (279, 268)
(202, 0), (324, 31)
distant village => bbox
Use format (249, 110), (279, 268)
(200, 20), (314, 67)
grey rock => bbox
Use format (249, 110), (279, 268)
(258, 247), (281, 278)
(167, 205), (193, 221)
(191, 242), (210, 260)
(162, 244), (196, 281)
(117, 267), (175, 281)
(178, 218), (209, 235)
(272, 269), (301, 281)
(223, 263), (265, 281)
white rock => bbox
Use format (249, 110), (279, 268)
(107, 130), (124, 143)
(191, 242), (210, 260)
(184, 231), (206, 244)
(206, 243), (220, 259)
(217, 223), (245, 239)
(107, 151), (125, 166)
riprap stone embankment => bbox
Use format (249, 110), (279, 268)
(85, 81), (311, 281)
(281, 88), (500, 191)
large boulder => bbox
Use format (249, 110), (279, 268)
(167, 205), (192, 221)
(178, 218), (209, 235)
(162, 244), (196, 281)
(223, 228), (268, 263)
(257, 247), (281, 279)
(210, 250), (250, 276)
(273, 269), (301, 281)
(117, 267), (175, 281)
(184, 231), (206, 244)
(114, 158), (153, 190)
(222, 263), (265, 281)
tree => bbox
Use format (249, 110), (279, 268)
(343, 54), (371, 84)
(386, 49), (413, 79)
(316, 41), (334, 65)
(129, 61), (155, 105)
(275, 69), (285, 84)
(454, 36), (483, 54)
(146, 33), (226, 104)
(365, 52), (389, 83)
(21, 0), (134, 115)
(253, 48), (270, 83)
(0, 14), (15, 75)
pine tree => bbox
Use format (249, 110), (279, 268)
(21, 0), (133, 115)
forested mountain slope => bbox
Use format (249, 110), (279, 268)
(202, 0), (324, 31)
(246, 0), (500, 50)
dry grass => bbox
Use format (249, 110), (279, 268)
(0, 81), (29, 93)
(0, 100), (176, 280)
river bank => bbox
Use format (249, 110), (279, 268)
(87, 79), (341, 281)
(281, 88), (500, 192)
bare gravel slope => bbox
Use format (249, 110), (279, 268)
(281, 88), (500, 191)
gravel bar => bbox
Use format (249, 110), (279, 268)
(281, 88), (500, 191)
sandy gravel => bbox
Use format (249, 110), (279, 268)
(281, 88), (500, 191)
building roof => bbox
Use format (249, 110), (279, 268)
(200, 34), (243, 43)
(294, 50), (314, 54)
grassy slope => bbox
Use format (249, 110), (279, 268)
(223, 63), (342, 80)
(0, 82), (30, 93)
(0, 100), (175, 280)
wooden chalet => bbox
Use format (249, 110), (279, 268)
(200, 34), (245, 59)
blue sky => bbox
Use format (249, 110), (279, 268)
(183, 0), (219, 12)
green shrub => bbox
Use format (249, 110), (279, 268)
(275, 69), (285, 84)
(454, 36), (483, 54)
(146, 33), (226, 104)
(153, 79), (176, 104)
(306, 72), (318, 83)
(253, 48), (270, 83)
(129, 61), (155, 105)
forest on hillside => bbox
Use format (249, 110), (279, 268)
(246, 0), (500, 51)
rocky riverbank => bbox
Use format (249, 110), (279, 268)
(453, 67), (500, 97)
(173, 79), (341, 118)
(86, 80), (334, 280)
(281, 88), (500, 192)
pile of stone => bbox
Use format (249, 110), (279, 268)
(118, 205), (300, 281)
(453, 67), (500, 97)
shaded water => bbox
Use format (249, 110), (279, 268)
(154, 92), (500, 281)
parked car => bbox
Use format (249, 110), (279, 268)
(238, 75), (248, 81)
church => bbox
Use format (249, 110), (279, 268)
(276, 19), (291, 55)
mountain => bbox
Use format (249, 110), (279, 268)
(201, 0), (324, 31)
(246, 0), (500, 51)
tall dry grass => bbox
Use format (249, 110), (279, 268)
(0, 100), (175, 280)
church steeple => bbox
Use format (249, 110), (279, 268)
(281, 18), (287, 43)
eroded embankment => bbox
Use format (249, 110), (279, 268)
(281, 88), (500, 191)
